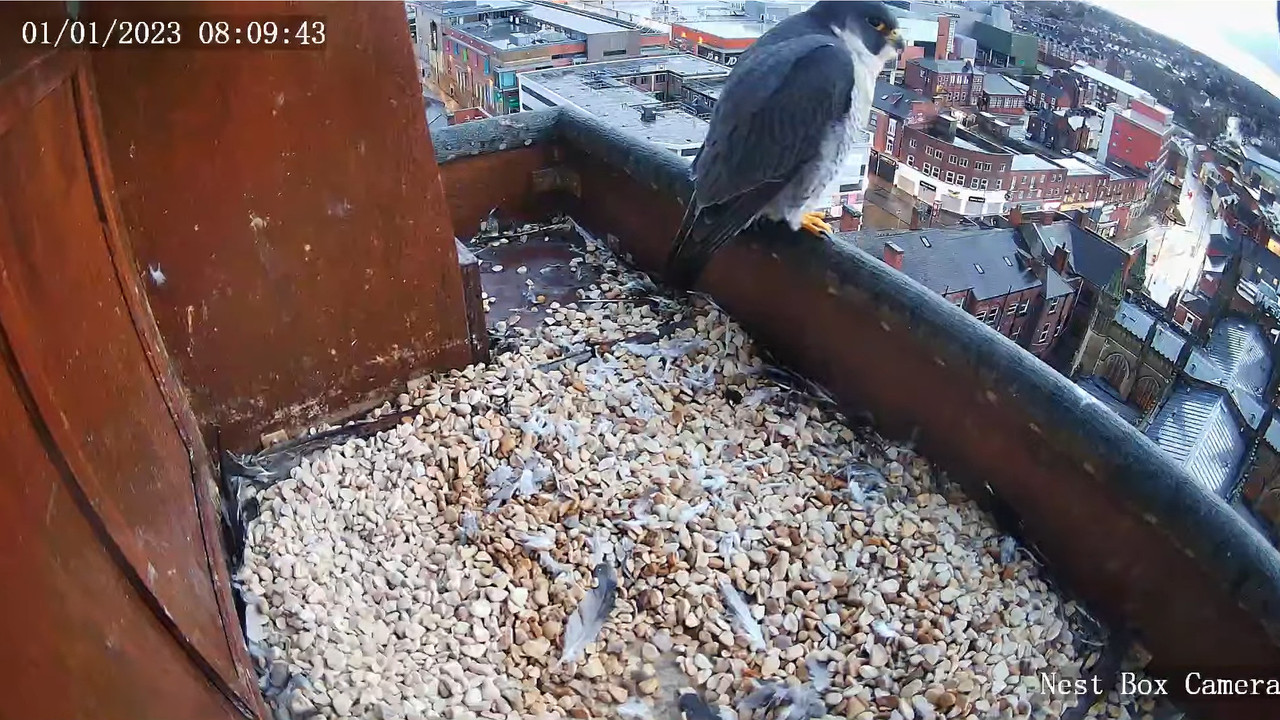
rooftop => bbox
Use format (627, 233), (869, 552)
(871, 79), (929, 120)
(1021, 221), (1129, 290)
(425, 0), (530, 18)
(521, 58), (729, 148)
(1070, 61), (1152, 102)
(912, 58), (980, 74)
(1184, 318), (1273, 430)
(845, 227), (1041, 301)
(983, 73), (1026, 96)
(1118, 107), (1171, 135)
(1055, 156), (1106, 177)
(1145, 386), (1246, 497)
(1011, 154), (1059, 172)
(451, 19), (573, 50)
(675, 19), (772, 40)
(521, 3), (635, 35)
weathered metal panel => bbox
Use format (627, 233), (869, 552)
(0, 361), (247, 720)
(432, 109), (1280, 719)
(0, 43), (260, 719)
(87, 1), (473, 450)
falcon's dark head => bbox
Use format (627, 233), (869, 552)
(809, 1), (906, 61)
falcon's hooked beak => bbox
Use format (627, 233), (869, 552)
(886, 28), (905, 52)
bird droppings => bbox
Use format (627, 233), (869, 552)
(239, 220), (1174, 720)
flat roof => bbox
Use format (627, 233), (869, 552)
(425, 0), (530, 18)
(522, 63), (716, 148)
(982, 73), (1025, 96)
(1070, 61), (1151, 102)
(522, 3), (634, 35)
(1011, 154), (1058, 172)
(912, 58), (980, 74)
(1055, 157), (1105, 177)
(676, 19), (771, 40)
(1118, 107), (1169, 134)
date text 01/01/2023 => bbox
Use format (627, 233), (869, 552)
(19, 17), (327, 49)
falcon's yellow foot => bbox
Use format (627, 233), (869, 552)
(799, 211), (834, 237)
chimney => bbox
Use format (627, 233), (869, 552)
(1009, 206), (1024, 227)
(935, 15), (951, 60)
(883, 241), (905, 270)
(1040, 211), (1055, 226)
(1051, 244), (1069, 274)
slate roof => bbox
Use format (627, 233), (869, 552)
(848, 228), (1040, 301)
(1144, 386), (1245, 498)
(1077, 376), (1142, 424)
(1022, 222), (1129, 290)
(1115, 300), (1155, 340)
(1183, 318), (1273, 429)
(983, 74), (1026, 96)
(912, 58), (978, 74)
(1045, 268), (1075, 299)
(1242, 239), (1280, 279)
(1152, 324), (1187, 363)
(872, 80), (929, 120)
(1180, 291), (1212, 316)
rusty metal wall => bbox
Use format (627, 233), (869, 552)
(433, 111), (1280, 720)
(87, 1), (473, 450)
(0, 17), (264, 719)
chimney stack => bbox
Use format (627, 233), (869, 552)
(1051, 244), (1069, 274)
(1040, 211), (1056, 226)
(883, 241), (905, 271)
(1009, 206), (1024, 227)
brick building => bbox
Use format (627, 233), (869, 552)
(978, 73), (1026, 116)
(904, 58), (984, 108)
(1028, 108), (1102, 154)
(670, 19), (767, 67)
(848, 226), (1078, 358)
(1026, 71), (1083, 111)
(426, 1), (666, 115)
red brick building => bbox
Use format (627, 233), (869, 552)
(849, 226), (1078, 358)
(979, 74), (1027, 116)
(1027, 71), (1082, 111)
(670, 20), (763, 66)
(904, 58), (984, 108)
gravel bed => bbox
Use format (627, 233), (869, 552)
(238, 227), (1164, 720)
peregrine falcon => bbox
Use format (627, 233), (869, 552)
(665, 1), (905, 289)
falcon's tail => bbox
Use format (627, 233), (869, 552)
(665, 190), (772, 291)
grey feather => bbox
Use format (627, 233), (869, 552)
(558, 563), (618, 665)
(720, 579), (767, 651)
(805, 655), (831, 692)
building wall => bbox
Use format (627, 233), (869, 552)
(981, 92), (1025, 115)
(1007, 167), (1067, 207)
(900, 126), (1011, 190)
(905, 63), (984, 106)
(1105, 112), (1165, 173)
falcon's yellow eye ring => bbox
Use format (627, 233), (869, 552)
(867, 18), (888, 32)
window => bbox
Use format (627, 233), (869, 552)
(945, 171), (956, 184)
(930, 165), (940, 178)
(981, 179), (990, 189)
(1047, 297), (1060, 313)
(922, 162), (933, 175)
(985, 310), (998, 326)
(956, 174), (966, 186)
(907, 154), (915, 166)
(604, 48), (628, 57)
(948, 154), (959, 165)
(975, 309), (987, 321)
(1037, 324), (1050, 344)
(993, 179), (1001, 189)
(839, 182), (861, 192)
(958, 157), (970, 168)
(971, 177), (980, 189)
(909, 138), (918, 148)
(1019, 301), (1029, 315)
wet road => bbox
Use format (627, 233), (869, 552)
(1145, 165), (1213, 306)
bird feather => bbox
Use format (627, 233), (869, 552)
(559, 563), (618, 665)
(719, 579), (767, 651)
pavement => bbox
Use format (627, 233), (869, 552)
(861, 175), (967, 232)
(1144, 165), (1213, 306)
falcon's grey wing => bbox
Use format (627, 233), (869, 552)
(666, 37), (856, 289)
(694, 35), (855, 206)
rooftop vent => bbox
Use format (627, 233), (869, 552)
(975, 263), (985, 275)
(639, 106), (657, 123)
(920, 235), (932, 248)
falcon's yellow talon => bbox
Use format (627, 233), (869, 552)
(799, 212), (833, 237)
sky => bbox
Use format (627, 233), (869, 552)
(1091, 0), (1280, 98)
